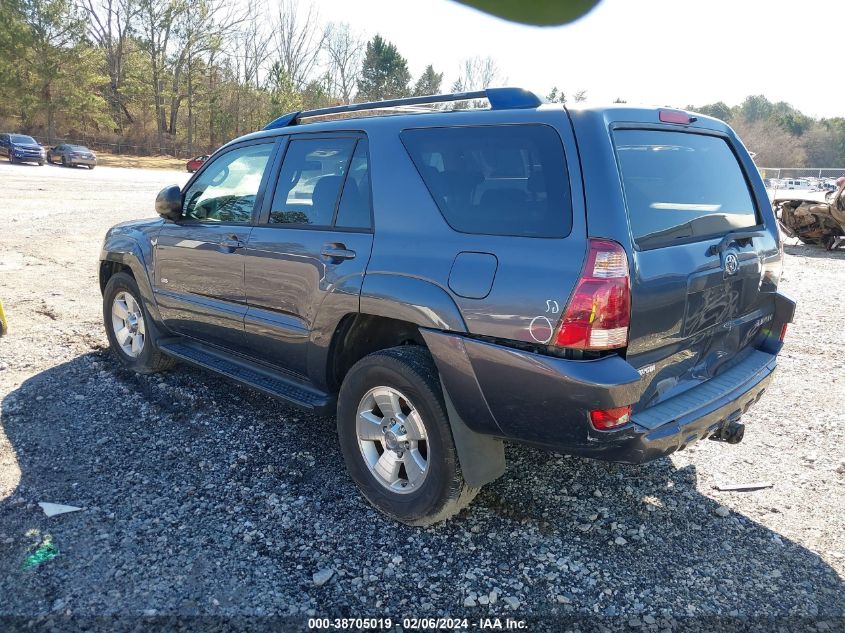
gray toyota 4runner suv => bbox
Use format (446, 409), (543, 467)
(100, 88), (795, 525)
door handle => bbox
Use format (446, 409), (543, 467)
(321, 243), (356, 261)
(220, 235), (244, 250)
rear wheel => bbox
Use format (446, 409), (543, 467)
(103, 272), (175, 374)
(337, 346), (479, 525)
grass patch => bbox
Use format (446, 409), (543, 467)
(95, 154), (187, 171)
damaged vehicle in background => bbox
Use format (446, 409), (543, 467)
(774, 179), (845, 250)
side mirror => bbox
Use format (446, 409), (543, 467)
(155, 185), (182, 220)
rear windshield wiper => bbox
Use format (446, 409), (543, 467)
(705, 229), (765, 256)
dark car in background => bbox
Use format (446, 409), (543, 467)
(46, 144), (97, 168)
(186, 155), (208, 172)
(0, 133), (45, 165)
(99, 88), (795, 525)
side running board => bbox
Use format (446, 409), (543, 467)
(158, 339), (335, 414)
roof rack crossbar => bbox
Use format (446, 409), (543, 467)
(263, 87), (541, 130)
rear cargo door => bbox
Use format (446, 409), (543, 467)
(613, 128), (777, 410)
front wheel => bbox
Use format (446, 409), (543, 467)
(103, 272), (175, 374)
(337, 346), (478, 526)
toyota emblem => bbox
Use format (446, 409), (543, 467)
(724, 252), (739, 276)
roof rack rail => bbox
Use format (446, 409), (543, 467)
(263, 87), (542, 130)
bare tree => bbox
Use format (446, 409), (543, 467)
(136, 0), (184, 153)
(731, 117), (808, 167)
(227, 0), (271, 136)
(323, 22), (363, 104)
(237, 0), (271, 91)
(451, 56), (505, 108)
(269, 0), (323, 92)
(452, 56), (504, 92)
(169, 0), (244, 153)
(81, 0), (139, 130)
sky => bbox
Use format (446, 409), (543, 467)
(296, 0), (842, 118)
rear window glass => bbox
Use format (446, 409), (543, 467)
(614, 130), (758, 248)
(401, 125), (572, 238)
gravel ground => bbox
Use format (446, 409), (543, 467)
(0, 160), (843, 631)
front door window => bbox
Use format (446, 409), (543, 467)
(183, 144), (273, 223)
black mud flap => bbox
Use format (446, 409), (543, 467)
(441, 380), (506, 487)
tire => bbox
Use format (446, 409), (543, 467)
(103, 272), (175, 374)
(88, 165), (95, 170)
(38, 160), (44, 166)
(337, 345), (479, 526)
(61, 156), (67, 167)
(8, 154), (15, 164)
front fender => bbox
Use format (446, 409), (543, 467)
(100, 233), (161, 322)
(359, 274), (467, 333)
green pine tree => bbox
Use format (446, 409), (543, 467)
(413, 65), (443, 96)
(356, 35), (411, 102)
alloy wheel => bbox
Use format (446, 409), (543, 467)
(111, 291), (146, 358)
(356, 386), (429, 494)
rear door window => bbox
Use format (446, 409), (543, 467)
(401, 125), (572, 238)
(334, 140), (372, 229)
(269, 138), (356, 226)
(613, 130), (759, 248)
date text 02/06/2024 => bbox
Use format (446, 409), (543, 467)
(307, 617), (528, 630)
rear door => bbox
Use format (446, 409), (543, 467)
(242, 134), (374, 380)
(612, 127), (780, 410)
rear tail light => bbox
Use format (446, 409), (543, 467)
(779, 324), (788, 341)
(554, 239), (630, 350)
(590, 405), (632, 430)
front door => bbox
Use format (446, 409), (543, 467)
(153, 140), (276, 351)
(243, 135), (374, 380)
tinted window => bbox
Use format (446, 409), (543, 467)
(401, 125), (572, 237)
(183, 143), (272, 223)
(11, 135), (36, 144)
(270, 138), (356, 226)
(334, 140), (372, 229)
(614, 130), (758, 248)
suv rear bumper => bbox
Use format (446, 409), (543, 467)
(603, 351), (776, 463)
(421, 292), (793, 464)
(67, 157), (96, 167)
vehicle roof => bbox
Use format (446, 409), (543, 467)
(220, 100), (733, 153)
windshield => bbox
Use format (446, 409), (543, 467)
(11, 135), (37, 144)
(614, 130), (759, 248)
